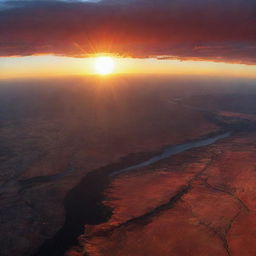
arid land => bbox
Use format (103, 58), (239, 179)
(1, 76), (256, 256)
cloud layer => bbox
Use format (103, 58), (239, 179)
(1, 0), (256, 64)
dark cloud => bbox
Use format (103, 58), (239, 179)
(0, 0), (256, 64)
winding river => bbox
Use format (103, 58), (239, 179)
(112, 132), (231, 176)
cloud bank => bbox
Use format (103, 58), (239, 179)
(0, 0), (256, 64)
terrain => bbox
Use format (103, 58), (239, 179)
(71, 131), (256, 256)
(0, 75), (256, 256)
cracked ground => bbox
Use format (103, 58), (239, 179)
(67, 132), (256, 256)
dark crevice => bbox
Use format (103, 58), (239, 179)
(185, 203), (231, 256)
(203, 179), (250, 212)
(223, 210), (243, 256)
(86, 185), (191, 239)
(198, 178), (249, 256)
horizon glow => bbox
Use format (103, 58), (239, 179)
(1, 55), (256, 80)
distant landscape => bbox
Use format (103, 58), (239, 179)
(1, 76), (256, 255)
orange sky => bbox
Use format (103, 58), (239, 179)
(1, 55), (256, 80)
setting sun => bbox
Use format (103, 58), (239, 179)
(94, 56), (115, 75)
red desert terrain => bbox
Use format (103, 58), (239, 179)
(71, 131), (256, 256)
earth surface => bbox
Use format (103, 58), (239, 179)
(1, 75), (256, 256)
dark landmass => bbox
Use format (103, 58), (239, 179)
(0, 75), (256, 256)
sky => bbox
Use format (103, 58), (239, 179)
(0, 0), (256, 79)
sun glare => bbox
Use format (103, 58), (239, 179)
(94, 56), (115, 75)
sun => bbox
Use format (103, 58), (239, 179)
(94, 56), (115, 75)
